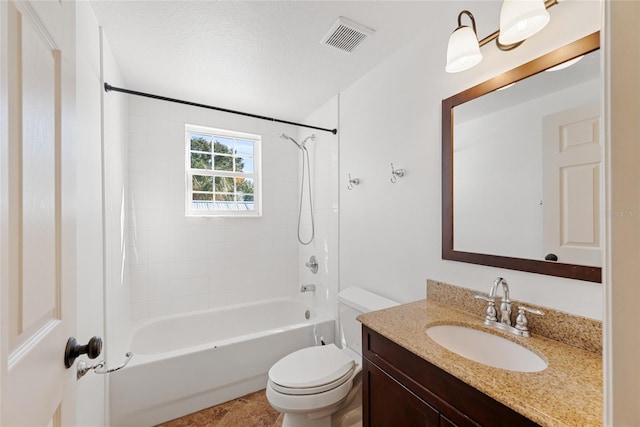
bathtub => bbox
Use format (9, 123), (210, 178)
(109, 298), (335, 427)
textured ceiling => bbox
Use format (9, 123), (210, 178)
(90, 1), (465, 122)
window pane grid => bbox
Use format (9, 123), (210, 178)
(189, 133), (256, 172)
(186, 127), (260, 216)
(189, 170), (257, 180)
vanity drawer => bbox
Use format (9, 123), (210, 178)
(362, 326), (540, 427)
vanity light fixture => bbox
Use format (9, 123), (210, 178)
(544, 55), (584, 72)
(445, 11), (483, 73)
(445, 0), (558, 73)
(496, 82), (516, 91)
(499, 0), (550, 45)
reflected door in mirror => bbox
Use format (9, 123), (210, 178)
(543, 104), (602, 267)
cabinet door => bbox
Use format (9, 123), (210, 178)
(440, 415), (458, 427)
(364, 359), (440, 427)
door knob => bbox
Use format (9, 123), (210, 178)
(64, 336), (102, 368)
(545, 253), (558, 261)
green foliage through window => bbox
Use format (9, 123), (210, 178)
(186, 127), (260, 215)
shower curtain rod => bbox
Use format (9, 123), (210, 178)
(104, 83), (338, 135)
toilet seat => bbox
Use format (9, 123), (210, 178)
(268, 344), (356, 396)
(269, 367), (354, 395)
(266, 371), (357, 415)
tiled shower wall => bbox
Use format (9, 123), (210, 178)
(297, 96), (340, 320)
(127, 96), (302, 320)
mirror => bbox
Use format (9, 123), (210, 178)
(442, 32), (601, 283)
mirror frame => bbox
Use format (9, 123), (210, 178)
(442, 31), (601, 283)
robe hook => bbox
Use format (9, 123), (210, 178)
(390, 163), (405, 183)
(347, 174), (360, 190)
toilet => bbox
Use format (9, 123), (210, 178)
(266, 287), (399, 427)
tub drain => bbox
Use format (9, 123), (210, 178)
(305, 310), (311, 320)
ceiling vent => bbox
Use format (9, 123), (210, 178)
(321, 17), (375, 53)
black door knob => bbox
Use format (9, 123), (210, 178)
(545, 253), (558, 261)
(64, 336), (102, 368)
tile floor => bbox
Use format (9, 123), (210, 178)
(156, 390), (283, 427)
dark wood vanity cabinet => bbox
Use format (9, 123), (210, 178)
(362, 326), (540, 427)
(365, 360), (440, 426)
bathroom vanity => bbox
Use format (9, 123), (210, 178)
(358, 283), (602, 427)
(362, 326), (539, 426)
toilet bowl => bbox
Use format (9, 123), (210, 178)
(266, 287), (398, 427)
(266, 344), (360, 427)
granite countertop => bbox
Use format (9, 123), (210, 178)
(358, 299), (603, 427)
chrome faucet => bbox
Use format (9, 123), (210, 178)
(475, 277), (543, 337)
(488, 277), (512, 326)
(300, 284), (316, 293)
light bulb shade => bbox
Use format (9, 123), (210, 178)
(446, 26), (483, 73)
(498, 0), (550, 45)
(545, 55), (584, 72)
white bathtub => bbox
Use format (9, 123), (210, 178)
(110, 298), (335, 427)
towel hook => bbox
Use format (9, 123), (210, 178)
(390, 163), (405, 183)
(347, 174), (360, 190)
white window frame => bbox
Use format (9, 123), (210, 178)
(185, 124), (262, 217)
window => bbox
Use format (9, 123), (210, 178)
(186, 124), (261, 216)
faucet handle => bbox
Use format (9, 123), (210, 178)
(474, 294), (498, 322)
(305, 256), (318, 274)
(515, 306), (544, 332)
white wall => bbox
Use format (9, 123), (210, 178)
(454, 78), (600, 259)
(126, 97), (302, 320)
(298, 96), (340, 323)
(75, 3), (105, 425)
(337, 0), (603, 318)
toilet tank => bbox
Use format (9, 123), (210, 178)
(337, 287), (399, 356)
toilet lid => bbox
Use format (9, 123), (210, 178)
(269, 344), (356, 390)
(268, 368), (354, 396)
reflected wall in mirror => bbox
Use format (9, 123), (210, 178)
(442, 32), (601, 283)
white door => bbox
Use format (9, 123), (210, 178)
(542, 104), (602, 266)
(1, 1), (78, 426)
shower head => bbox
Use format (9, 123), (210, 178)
(302, 134), (316, 145)
(279, 133), (303, 149)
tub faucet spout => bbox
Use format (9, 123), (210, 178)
(300, 284), (316, 293)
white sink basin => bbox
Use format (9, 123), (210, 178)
(426, 325), (547, 372)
